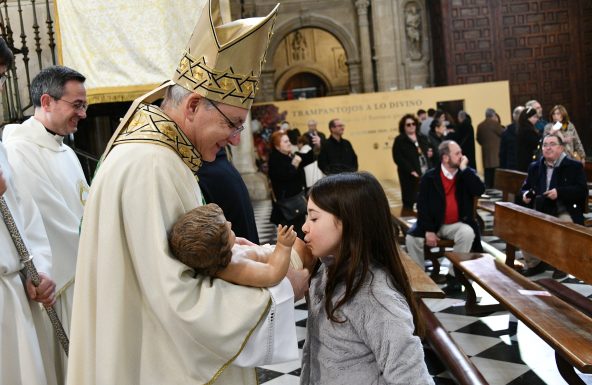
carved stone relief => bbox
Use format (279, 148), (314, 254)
(404, 1), (423, 60)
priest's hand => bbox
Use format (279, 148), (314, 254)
(26, 273), (56, 306)
(0, 168), (6, 196)
(286, 266), (310, 301)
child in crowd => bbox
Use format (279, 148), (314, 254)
(300, 172), (433, 384)
(169, 203), (300, 287)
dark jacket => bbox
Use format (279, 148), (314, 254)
(447, 117), (476, 169)
(408, 166), (486, 252)
(520, 155), (588, 224)
(499, 123), (518, 170)
(392, 133), (431, 176)
(516, 123), (541, 172)
(427, 130), (446, 166)
(392, 133), (431, 208)
(317, 136), (358, 174)
(268, 148), (306, 201)
(268, 148), (308, 237)
(198, 148), (259, 243)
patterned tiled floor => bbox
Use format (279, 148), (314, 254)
(251, 183), (592, 385)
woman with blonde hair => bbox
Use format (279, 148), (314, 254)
(544, 105), (586, 163)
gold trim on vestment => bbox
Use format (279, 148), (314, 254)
(174, 52), (258, 106)
(206, 298), (272, 385)
(111, 104), (202, 174)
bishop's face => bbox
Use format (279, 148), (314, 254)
(188, 99), (247, 162)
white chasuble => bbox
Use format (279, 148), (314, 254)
(3, 116), (89, 382)
(67, 105), (297, 385)
(0, 144), (57, 385)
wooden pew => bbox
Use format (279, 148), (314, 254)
(476, 168), (526, 214)
(445, 202), (592, 384)
(400, 246), (444, 299)
(397, 242), (488, 384)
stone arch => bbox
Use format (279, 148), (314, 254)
(275, 67), (332, 100)
(259, 14), (361, 100)
(266, 15), (359, 69)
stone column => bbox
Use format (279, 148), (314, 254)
(355, 0), (374, 93)
(259, 68), (276, 102)
(347, 59), (363, 94)
(233, 111), (270, 201)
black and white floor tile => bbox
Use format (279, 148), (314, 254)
(251, 184), (592, 385)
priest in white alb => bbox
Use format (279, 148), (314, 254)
(1, 141), (59, 385)
(67, 2), (308, 384)
(3, 65), (90, 383)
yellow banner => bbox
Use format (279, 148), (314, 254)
(253, 81), (511, 181)
(55, 0), (206, 104)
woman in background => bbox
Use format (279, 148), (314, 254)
(392, 114), (431, 214)
(268, 131), (310, 238)
(544, 105), (586, 163)
(516, 107), (541, 172)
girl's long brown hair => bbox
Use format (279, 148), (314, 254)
(308, 172), (423, 336)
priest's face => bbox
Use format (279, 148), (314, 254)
(191, 99), (247, 161)
(45, 80), (87, 135)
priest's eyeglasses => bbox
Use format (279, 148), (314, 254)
(207, 99), (245, 137)
(53, 97), (89, 112)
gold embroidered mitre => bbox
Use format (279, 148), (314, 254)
(173, 0), (279, 109)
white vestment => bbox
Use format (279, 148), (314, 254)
(0, 144), (57, 385)
(3, 116), (89, 381)
(67, 105), (298, 385)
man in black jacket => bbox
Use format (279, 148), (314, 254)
(519, 133), (588, 277)
(405, 140), (485, 289)
(317, 118), (358, 174)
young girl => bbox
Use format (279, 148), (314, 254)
(300, 172), (433, 384)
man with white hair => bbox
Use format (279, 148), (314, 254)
(67, 2), (308, 384)
(525, 99), (547, 132)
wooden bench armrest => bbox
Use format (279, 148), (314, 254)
(419, 300), (489, 385)
(400, 247), (444, 299)
(535, 278), (592, 318)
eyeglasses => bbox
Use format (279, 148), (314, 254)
(53, 97), (88, 112)
(542, 142), (561, 148)
(207, 99), (245, 137)
(405, 122), (417, 127)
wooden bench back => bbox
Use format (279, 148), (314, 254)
(494, 168), (527, 201)
(493, 202), (592, 284)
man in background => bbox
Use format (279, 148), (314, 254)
(476, 107), (503, 188)
(526, 99), (547, 133)
(318, 118), (358, 174)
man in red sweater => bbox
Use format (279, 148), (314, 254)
(405, 140), (485, 292)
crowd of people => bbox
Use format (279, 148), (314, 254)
(392, 103), (588, 291)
